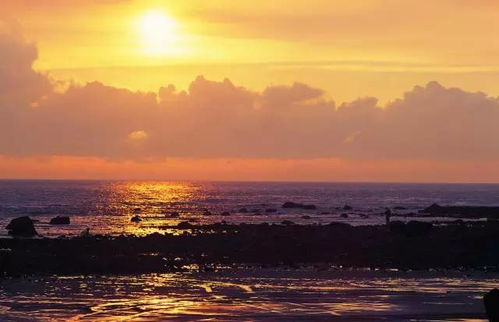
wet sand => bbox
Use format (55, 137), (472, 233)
(0, 269), (496, 320)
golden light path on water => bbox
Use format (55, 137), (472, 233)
(107, 181), (201, 236)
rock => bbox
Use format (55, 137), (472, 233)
(421, 203), (499, 219)
(484, 289), (499, 322)
(131, 215), (142, 223)
(239, 208), (248, 213)
(265, 208), (278, 213)
(49, 216), (70, 225)
(202, 211), (212, 216)
(177, 221), (192, 229)
(79, 228), (91, 237)
(169, 212), (180, 218)
(343, 205), (353, 211)
(282, 202), (317, 210)
(394, 206), (407, 210)
(6, 216), (37, 237)
(281, 220), (295, 226)
(282, 202), (303, 208)
(301, 215), (312, 220)
(221, 212), (231, 216)
(340, 213), (349, 218)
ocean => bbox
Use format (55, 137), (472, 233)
(0, 180), (498, 237)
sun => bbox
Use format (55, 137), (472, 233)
(137, 10), (180, 56)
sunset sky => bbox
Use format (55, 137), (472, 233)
(1, 0), (499, 182)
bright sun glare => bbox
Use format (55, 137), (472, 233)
(137, 10), (179, 56)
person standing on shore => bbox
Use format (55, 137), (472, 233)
(385, 208), (392, 226)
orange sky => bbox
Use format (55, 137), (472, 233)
(1, 0), (499, 182)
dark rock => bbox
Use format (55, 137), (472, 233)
(202, 211), (212, 216)
(131, 215), (142, 223)
(221, 212), (231, 216)
(170, 212), (180, 218)
(282, 202), (317, 210)
(301, 215), (312, 220)
(239, 208), (248, 213)
(484, 289), (499, 322)
(394, 206), (407, 210)
(6, 216), (37, 237)
(79, 228), (91, 237)
(49, 216), (70, 225)
(340, 213), (349, 218)
(343, 205), (353, 211)
(265, 208), (277, 213)
(281, 220), (295, 226)
(422, 203), (499, 219)
(282, 202), (303, 208)
(177, 221), (192, 229)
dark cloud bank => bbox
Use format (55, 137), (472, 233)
(1, 30), (499, 161)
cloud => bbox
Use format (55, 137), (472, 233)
(0, 28), (50, 108)
(1, 29), (499, 164)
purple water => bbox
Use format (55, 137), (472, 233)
(0, 180), (498, 237)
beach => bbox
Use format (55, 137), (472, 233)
(1, 180), (498, 320)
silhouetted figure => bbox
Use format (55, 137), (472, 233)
(384, 208), (392, 226)
(484, 289), (499, 322)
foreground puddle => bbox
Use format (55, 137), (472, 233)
(0, 269), (497, 320)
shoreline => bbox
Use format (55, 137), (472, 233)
(1, 221), (498, 276)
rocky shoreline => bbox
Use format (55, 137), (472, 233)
(0, 220), (498, 276)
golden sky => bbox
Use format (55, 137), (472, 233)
(4, 0), (499, 103)
(2, 0), (499, 182)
